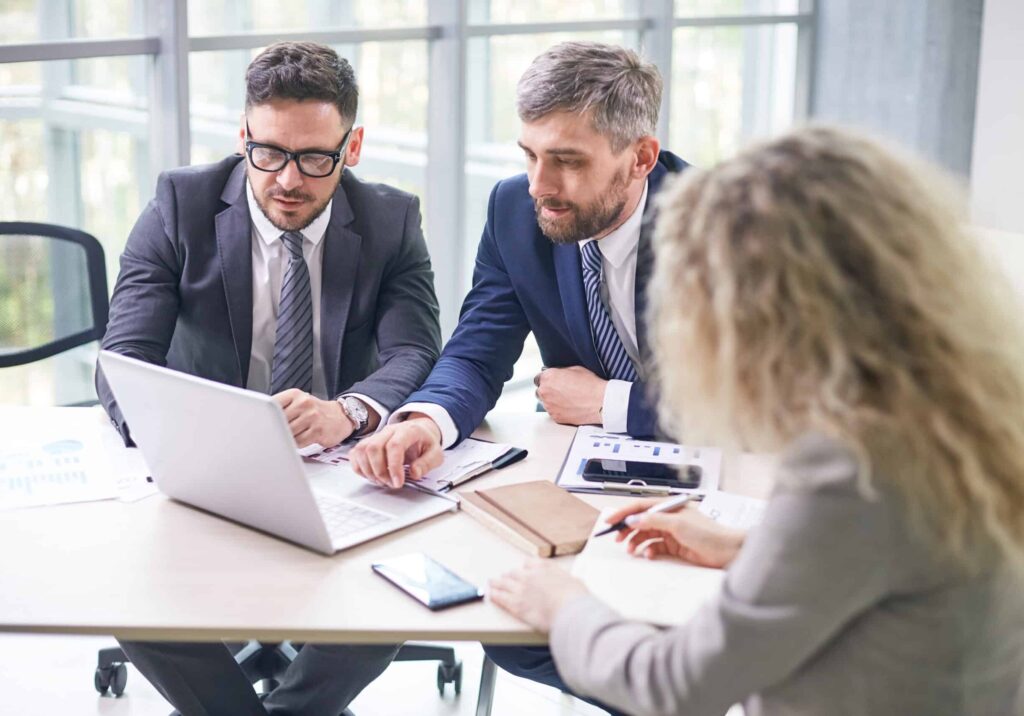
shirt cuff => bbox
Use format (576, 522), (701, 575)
(601, 380), (632, 434)
(389, 402), (459, 449)
(338, 393), (390, 436)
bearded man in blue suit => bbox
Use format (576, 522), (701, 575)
(350, 41), (689, 714)
(351, 41), (689, 481)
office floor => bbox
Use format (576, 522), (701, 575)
(0, 634), (608, 716)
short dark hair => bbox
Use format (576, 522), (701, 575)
(245, 42), (358, 125)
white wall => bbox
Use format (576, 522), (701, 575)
(811, 0), (982, 177)
(974, 227), (1024, 304)
(970, 0), (1024, 233)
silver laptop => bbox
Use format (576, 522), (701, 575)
(98, 350), (456, 555)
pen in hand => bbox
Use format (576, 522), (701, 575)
(593, 493), (699, 537)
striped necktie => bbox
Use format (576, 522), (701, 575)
(580, 240), (639, 382)
(270, 231), (314, 394)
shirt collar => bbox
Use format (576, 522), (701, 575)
(581, 180), (648, 268)
(246, 179), (332, 247)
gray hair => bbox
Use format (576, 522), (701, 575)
(516, 41), (662, 152)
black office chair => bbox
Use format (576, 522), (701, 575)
(0, 221), (109, 372)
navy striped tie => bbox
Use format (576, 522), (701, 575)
(270, 231), (314, 394)
(580, 240), (638, 382)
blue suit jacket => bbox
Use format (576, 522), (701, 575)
(407, 150), (690, 443)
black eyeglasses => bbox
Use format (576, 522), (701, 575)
(244, 120), (352, 178)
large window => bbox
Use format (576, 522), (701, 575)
(0, 0), (814, 407)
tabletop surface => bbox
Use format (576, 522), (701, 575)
(0, 407), (775, 644)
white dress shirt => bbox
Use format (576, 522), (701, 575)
(396, 181), (649, 447)
(579, 180), (647, 434)
(245, 181), (388, 427)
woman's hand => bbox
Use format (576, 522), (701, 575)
(604, 498), (746, 568)
(489, 559), (589, 632)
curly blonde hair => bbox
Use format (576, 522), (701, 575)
(649, 125), (1024, 561)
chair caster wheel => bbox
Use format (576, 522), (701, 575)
(94, 667), (108, 695)
(436, 660), (463, 696)
(95, 663), (128, 696)
(110, 663), (128, 696)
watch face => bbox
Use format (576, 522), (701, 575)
(345, 398), (368, 424)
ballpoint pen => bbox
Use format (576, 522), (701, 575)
(592, 492), (699, 537)
(403, 479), (462, 505)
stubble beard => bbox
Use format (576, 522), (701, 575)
(253, 172), (340, 233)
(534, 168), (630, 245)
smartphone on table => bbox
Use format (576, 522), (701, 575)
(371, 553), (484, 611)
(581, 458), (702, 488)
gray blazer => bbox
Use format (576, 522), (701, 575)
(97, 156), (441, 444)
(551, 433), (1024, 716)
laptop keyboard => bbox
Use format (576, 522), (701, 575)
(314, 493), (396, 539)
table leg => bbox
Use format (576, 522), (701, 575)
(475, 653), (497, 716)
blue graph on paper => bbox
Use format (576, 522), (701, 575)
(559, 427), (722, 493)
(0, 439), (116, 510)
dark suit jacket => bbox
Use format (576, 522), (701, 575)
(97, 155), (441, 444)
(406, 150), (690, 443)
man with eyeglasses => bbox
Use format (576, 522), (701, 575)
(95, 41), (439, 716)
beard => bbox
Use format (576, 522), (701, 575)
(253, 174), (339, 233)
(534, 169), (630, 245)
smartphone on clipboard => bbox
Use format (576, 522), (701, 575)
(371, 553), (484, 611)
(581, 458), (703, 489)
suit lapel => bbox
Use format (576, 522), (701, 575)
(214, 161), (253, 386)
(553, 240), (604, 376)
(634, 162), (669, 369)
(319, 179), (361, 398)
(634, 217), (654, 365)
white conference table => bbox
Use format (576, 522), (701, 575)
(0, 406), (775, 647)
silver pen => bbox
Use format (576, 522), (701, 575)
(593, 492), (699, 537)
(403, 479), (461, 506)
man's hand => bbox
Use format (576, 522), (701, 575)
(349, 414), (444, 489)
(273, 389), (354, 449)
(534, 366), (607, 426)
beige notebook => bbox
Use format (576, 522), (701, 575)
(460, 480), (600, 557)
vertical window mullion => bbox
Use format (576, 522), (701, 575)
(640, 0), (675, 146)
(426, 0), (468, 340)
(147, 0), (190, 179)
(794, 0), (816, 122)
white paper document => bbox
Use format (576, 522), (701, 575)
(698, 490), (767, 530)
(406, 439), (513, 492)
(110, 450), (159, 503)
(556, 426), (721, 495)
(305, 441), (356, 465)
(0, 438), (118, 510)
(92, 416), (158, 503)
(572, 508), (725, 626)
(307, 438), (514, 493)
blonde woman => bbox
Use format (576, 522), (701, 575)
(489, 126), (1024, 716)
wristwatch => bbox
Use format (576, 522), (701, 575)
(340, 396), (370, 436)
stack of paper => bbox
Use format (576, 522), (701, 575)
(698, 490), (767, 530)
(572, 509), (725, 626)
(556, 426), (722, 495)
(306, 438), (515, 493)
(0, 438), (118, 511)
(571, 492), (767, 626)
